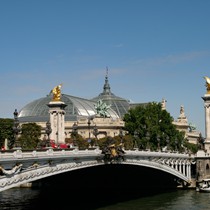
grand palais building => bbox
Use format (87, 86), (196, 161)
(17, 72), (199, 143)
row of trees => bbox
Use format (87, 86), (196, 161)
(0, 119), (14, 148)
(0, 120), (42, 150)
(0, 102), (198, 153)
(123, 102), (198, 153)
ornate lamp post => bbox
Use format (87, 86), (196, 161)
(157, 135), (160, 151)
(87, 116), (95, 137)
(134, 130), (139, 150)
(13, 109), (21, 149)
(198, 132), (205, 151)
(72, 122), (78, 147)
(146, 131), (150, 150)
(93, 125), (99, 147)
(45, 121), (52, 147)
(166, 136), (170, 151)
(119, 128), (124, 144)
(175, 138), (178, 152)
(87, 118), (91, 139)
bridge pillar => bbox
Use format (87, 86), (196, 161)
(188, 163), (191, 179)
(186, 163), (189, 178)
(196, 149), (210, 181)
(47, 101), (67, 144)
(202, 95), (210, 153)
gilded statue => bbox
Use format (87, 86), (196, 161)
(204, 76), (210, 94)
(52, 84), (62, 101)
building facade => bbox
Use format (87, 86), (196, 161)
(17, 71), (199, 144)
(18, 73), (128, 142)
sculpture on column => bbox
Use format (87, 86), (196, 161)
(197, 133), (205, 150)
(51, 84), (62, 101)
(161, 98), (167, 110)
(94, 99), (111, 117)
(177, 105), (188, 123)
(204, 76), (210, 94)
(48, 84), (66, 144)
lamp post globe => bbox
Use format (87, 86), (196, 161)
(93, 125), (99, 147)
(72, 122), (78, 147)
(45, 121), (52, 147)
(13, 109), (21, 149)
(119, 128), (124, 144)
(133, 130), (138, 150)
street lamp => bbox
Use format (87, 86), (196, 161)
(146, 131), (150, 150)
(87, 118), (91, 139)
(119, 128), (123, 144)
(134, 130), (138, 150)
(13, 109), (21, 149)
(45, 121), (52, 147)
(93, 125), (99, 147)
(166, 136), (170, 151)
(175, 138), (178, 152)
(87, 116), (94, 138)
(157, 135), (160, 151)
(72, 122), (78, 147)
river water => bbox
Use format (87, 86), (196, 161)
(0, 165), (206, 210)
(0, 188), (209, 210)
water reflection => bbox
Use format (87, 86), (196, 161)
(0, 188), (40, 210)
(1, 188), (210, 210)
(96, 190), (210, 210)
(1, 164), (209, 210)
(0, 164), (181, 209)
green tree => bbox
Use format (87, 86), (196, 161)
(75, 134), (88, 149)
(19, 123), (42, 150)
(0, 118), (14, 148)
(123, 102), (193, 152)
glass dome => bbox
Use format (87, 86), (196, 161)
(91, 72), (130, 118)
(18, 70), (132, 122)
(18, 93), (120, 122)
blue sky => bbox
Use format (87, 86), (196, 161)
(0, 0), (210, 135)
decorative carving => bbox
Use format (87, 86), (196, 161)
(177, 105), (188, 123)
(204, 104), (210, 108)
(161, 98), (167, 110)
(197, 133), (205, 150)
(189, 123), (196, 132)
(102, 143), (125, 163)
(0, 164), (22, 175)
(29, 162), (39, 168)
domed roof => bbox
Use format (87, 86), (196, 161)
(18, 93), (120, 122)
(91, 70), (130, 118)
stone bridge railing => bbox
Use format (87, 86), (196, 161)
(0, 148), (195, 192)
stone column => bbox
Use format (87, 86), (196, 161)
(175, 161), (178, 171)
(188, 163), (191, 179)
(47, 101), (67, 144)
(182, 162), (186, 176)
(202, 95), (210, 152)
(179, 162), (182, 173)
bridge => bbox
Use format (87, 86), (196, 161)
(0, 148), (195, 192)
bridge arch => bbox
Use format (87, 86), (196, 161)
(123, 160), (190, 183)
(0, 149), (194, 192)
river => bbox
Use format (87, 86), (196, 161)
(0, 187), (209, 210)
(0, 165), (205, 210)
